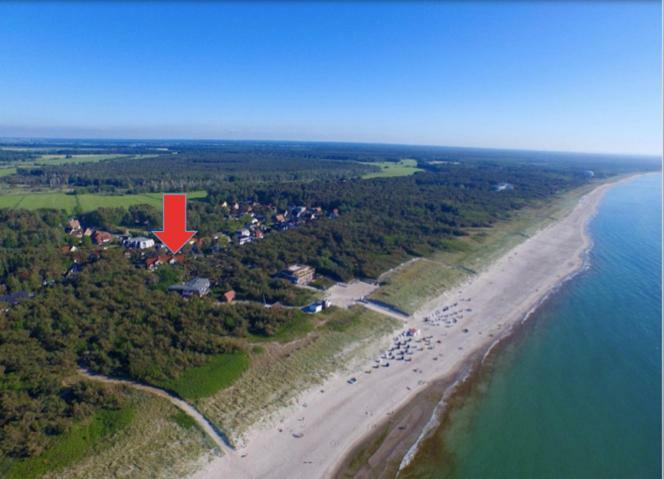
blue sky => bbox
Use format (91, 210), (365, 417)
(0, 2), (661, 155)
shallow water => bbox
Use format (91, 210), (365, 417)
(401, 174), (662, 479)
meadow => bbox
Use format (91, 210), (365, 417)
(361, 159), (423, 179)
(0, 190), (207, 212)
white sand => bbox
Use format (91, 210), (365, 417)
(191, 181), (619, 479)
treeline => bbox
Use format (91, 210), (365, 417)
(6, 148), (375, 192)
(0, 238), (305, 459)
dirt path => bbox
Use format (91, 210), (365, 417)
(360, 300), (410, 321)
(78, 369), (235, 458)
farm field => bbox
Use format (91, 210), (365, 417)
(0, 190), (207, 212)
(361, 158), (423, 179)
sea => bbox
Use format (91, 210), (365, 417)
(400, 173), (662, 479)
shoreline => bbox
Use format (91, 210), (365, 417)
(191, 176), (635, 479)
(334, 175), (634, 479)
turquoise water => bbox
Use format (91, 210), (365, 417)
(402, 174), (662, 479)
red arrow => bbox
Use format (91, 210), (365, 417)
(153, 193), (196, 254)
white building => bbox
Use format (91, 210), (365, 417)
(123, 237), (155, 249)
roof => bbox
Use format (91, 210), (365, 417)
(288, 264), (312, 272)
(0, 291), (32, 304)
(169, 277), (210, 293)
(129, 236), (152, 242)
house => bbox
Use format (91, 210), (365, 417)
(123, 237), (155, 249)
(145, 256), (162, 270)
(275, 214), (286, 223)
(302, 302), (323, 314)
(292, 206), (307, 218)
(283, 264), (315, 285)
(169, 277), (211, 297)
(238, 236), (252, 246)
(494, 182), (515, 192)
(146, 254), (185, 270)
(254, 230), (264, 239)
(65, 219), (82, 235)
(0, 291), (32, 305)
(223, 290), (236, 303)
(93, 231), (113, 245)
(169, 254), (185, 264)
(83, 228), (93, 237)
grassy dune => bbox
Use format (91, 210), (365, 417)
(49, 392), (214, 479)
(1, 408), (134, 479)
(200, 306), (400, 442)
(162, 352), (250, 401)
(370, 181), (604, 313)
(371, 257), (468, 314)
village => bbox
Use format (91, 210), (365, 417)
(49, 200), (341, 315)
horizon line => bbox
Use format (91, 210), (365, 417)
(0, 135), (661, 159)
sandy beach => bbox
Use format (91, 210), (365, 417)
(191, 180), (619, 479)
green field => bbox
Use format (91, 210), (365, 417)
(1, 407), (134, 479)
(361, 159), (423, 179)
(0, 190), (207, 212)
(0, 153), (161, 176)
(34, 153), (130, 165)
(162, 352), (250, 401)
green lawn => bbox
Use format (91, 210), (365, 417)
(162, 351), (250, 401)
(1, 407), (134, 479)
(0, 190), (207, 213)
(0, 167), (16, 177)
(361, 159), (423, 179)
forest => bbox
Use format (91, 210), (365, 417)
(0, 141), (657, 461)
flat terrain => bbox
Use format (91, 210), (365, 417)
(0, 190), (206, 212)
(361, 159), (423, 179)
